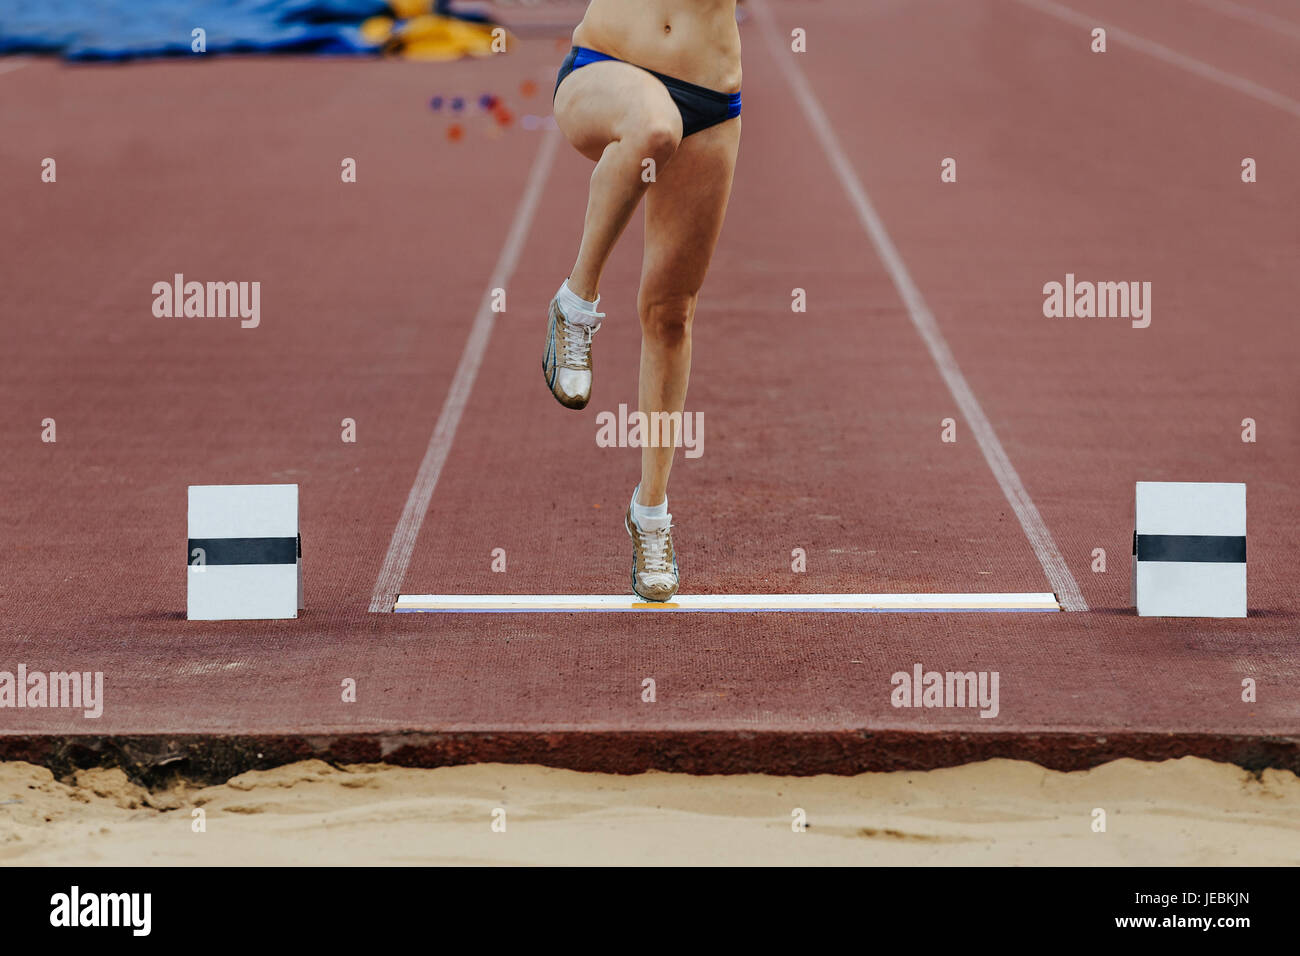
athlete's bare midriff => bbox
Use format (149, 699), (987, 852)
(572, 0), (742, 93)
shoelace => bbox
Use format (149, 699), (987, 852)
(560, 316), (601, 369)
(634, 521), (674, 575)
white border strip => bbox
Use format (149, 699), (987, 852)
(369, 128), (561, 612)
(0, 60), (29, 78)
(395, 592), (1062, 612)
(751, 0), (1088, 611)
(1017, 0), (1300, 119)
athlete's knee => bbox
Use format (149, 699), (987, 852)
(639, 290), (695, 343)
(628, 121), (680, 171)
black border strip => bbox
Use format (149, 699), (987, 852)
(187, 537), (298, 566)
(1134, 533), (1245, 563)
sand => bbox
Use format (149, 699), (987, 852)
(2, 757), (1298, 865)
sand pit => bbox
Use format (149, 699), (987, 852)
(2, 757), (1297, 866)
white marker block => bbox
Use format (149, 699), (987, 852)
(1132, 482), (1245, 618)
(187, 484), (301, 620)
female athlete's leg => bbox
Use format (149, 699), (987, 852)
(553, 61), (683, 301)
(635, 117), (741, 507)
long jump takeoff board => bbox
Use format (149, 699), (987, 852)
(394, 593), (1061, 612)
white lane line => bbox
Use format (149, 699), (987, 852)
(1016, 0), (1300, 119)
(750, 0), (1089, 611)
(1186, 0), (1300, 43)
(395, 592), (1063, 612)
(369, 128), (561, 612)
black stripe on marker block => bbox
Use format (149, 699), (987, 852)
(1134, 534), (1246, 563)
(188, 537), (298, 565)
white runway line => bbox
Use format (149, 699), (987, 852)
(369, 128), (561, 612)
(1017, 0), (1300, 120)
(395, 592), (1062, 612)
(751, 0), (1088, 611)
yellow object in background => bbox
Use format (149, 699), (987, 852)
(362, 9), (508, 60)
(393, 14), (505, 60)
(388, 0), (434, 18)
(359, 16), (395, 45)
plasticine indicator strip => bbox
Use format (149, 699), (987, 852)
(393, 593), (1062, 612)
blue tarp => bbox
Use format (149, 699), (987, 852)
(0, 1), (394, 60)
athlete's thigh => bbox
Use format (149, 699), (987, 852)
(640, 118), (741, 299)
(554, 61), (682, 161)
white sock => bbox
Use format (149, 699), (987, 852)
(631, 486), (669, 528)
(557, 279), (601, 326)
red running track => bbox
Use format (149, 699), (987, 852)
(0, 0), (1297, 776)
